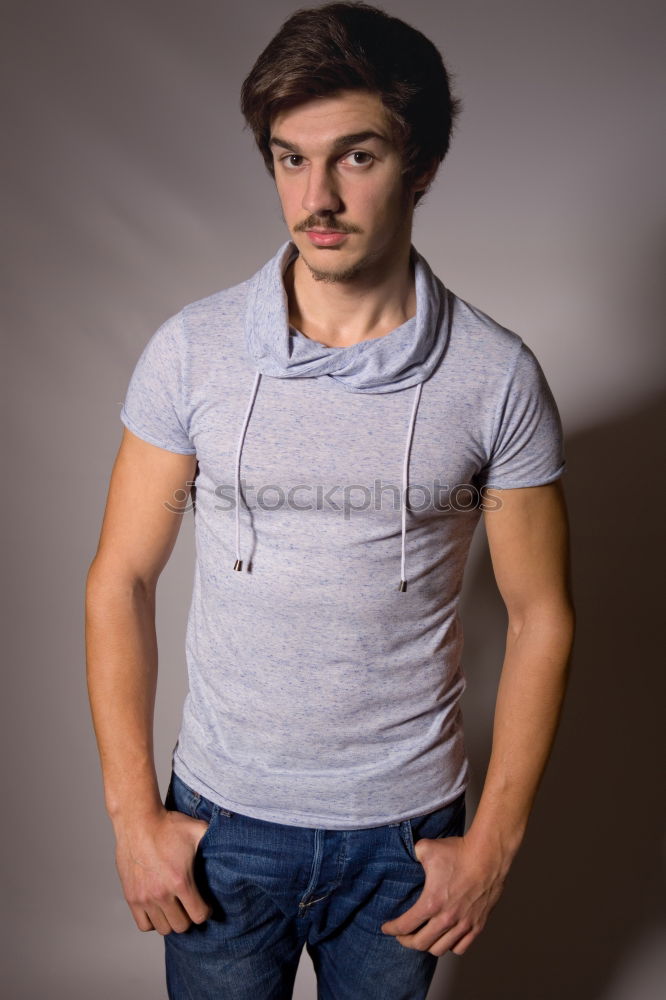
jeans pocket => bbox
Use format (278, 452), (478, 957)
(398, 792), (466, 863)
(397, 819), (420, 863)
(435, 793), (466, 840)
(165, 771), (231, 851)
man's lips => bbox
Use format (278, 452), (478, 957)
(304, 230), (350, 246)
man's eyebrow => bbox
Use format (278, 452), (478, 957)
(269, 131), (391, 154)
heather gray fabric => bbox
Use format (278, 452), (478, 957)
(245, 242), (448, 392)
(120, 241), (565, 829)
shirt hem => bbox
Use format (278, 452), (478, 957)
(481, 465), (565, 490)
(172, 750), (468, 830)
(120, 408), (196, 455)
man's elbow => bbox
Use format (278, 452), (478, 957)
(85, 556), (157, 608)
(506, 593), (576, 648)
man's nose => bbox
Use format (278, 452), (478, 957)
(302, 164), (342, 216)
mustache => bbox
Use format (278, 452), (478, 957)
(294, 217), (362, 234)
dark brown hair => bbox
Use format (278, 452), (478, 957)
(240, 1), (462, 205)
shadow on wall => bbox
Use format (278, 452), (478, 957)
(431, 391), (666, 1000)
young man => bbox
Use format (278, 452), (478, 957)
(86, 3), (575, 998)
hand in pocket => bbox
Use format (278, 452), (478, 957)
(113, 807), (212, 935)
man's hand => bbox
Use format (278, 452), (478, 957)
(380, 834), (508, 956)
(113, 807), (213, 936)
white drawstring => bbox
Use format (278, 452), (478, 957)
(233, 370), (262, 572)
(233, 372), (423, 590)
(399, 381), (423, 592)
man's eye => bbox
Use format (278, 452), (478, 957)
(346, 151), (374, 165)
(279, 151), (373, 168)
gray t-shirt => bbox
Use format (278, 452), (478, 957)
(120, 241), (565, 829)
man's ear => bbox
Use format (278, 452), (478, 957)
(412, 159), (440, 197)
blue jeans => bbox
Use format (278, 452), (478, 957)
(163, 770), (466, 999)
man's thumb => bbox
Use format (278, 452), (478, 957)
(413, 837), (429, 864)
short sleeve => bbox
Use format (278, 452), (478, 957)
(120, 312), (196, 454)
(477, 342), (565, 489)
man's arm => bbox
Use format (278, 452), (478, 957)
(465, 479), (575, 862)
(85, 427), (211, 936)
(381, 479), (575, 955)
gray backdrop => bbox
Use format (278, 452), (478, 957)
(3, 0), (665, 997)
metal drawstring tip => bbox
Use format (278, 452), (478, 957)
(398, 579), (407, 592)
(233, 559), (243, 572)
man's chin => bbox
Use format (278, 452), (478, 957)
(299, 247), (366, 284)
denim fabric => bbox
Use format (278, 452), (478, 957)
(163, 770), (466, 999)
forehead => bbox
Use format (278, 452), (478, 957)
(270, 90), (395, 148)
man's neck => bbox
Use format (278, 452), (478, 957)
(284, 241), (417, 349)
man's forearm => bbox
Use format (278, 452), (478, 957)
(85, 562), (164, 829)
(464, 602), (575, 872)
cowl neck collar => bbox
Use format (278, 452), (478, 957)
(244, 240), (450, 394)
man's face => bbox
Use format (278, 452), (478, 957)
(269, 90), (419, 283)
